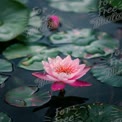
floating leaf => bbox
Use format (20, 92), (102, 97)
(0, 0), (29, 42)
(50, 29), (93, 44)
(50, 29), (119, 59)
(0, 112), (12, 122)
(17, 11), (43, 43)
(92, 58), (122, 87)
(3, 44), (47, 60)
(0, 59), (12, 72)
(5, 86), (51, 107)
(0, 75), (9, 85)
(47, 0), (98, 13)
(18, 48), (60, 71)
(53, 103), (122, 122)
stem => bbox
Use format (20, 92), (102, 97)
(58, 89), (65, 97)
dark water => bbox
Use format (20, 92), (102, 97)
(0, 0), (122, 122)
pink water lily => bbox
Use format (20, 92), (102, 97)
(32, 55), (92, 91)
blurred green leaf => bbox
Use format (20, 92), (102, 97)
(3, 44), (47, 60)
(0, 0), (29, 42)
(0, 112), (12, 122)
(0, 75), (9, 85)
(47, 0), (98, 13)
(5, 86), (51, 107)
(0, 59), (12, 72)
(53, 103), (122, 122)
(18, 48), (60, 71)
(50, 29), (119, 59)
(17, 11), (43, 43)
(92, 58), (122, 87)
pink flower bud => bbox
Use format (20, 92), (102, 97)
(47, 15), (60, 30)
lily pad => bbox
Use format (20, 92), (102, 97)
(0, 59), (12, 72)
(47, 0), (98, 13)
(0, 75), (9, 85)
(18, 48), (60, 71)
(0, 112), (12, 122)
(3, 44), (47, 60)
(50, 29), (93, 44)
(53, 103), (122, 122)
(51, 29), (119, 59)
(17, 11), (43, 43)
(0, 0), (29, 42)
(92, 58), (122, 87)
(5, 86), (51, 107)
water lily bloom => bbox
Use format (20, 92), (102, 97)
(47, 15), (60, 30)
(32, 55), (92, 91)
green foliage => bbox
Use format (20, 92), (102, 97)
(5, 86), (51, 107)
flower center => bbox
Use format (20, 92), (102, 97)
(55, 65), (74, 74)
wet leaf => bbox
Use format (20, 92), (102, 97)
(50, 29), (119, 59)
(0, 0), (29, 42)
(0, 59), (12, 72)
(47, 0), (98, 13)
(5, 86), (51, 107)
(92, 58), (122, 87)
(0, 112), (12, 122)
(53, 103), (122, 122)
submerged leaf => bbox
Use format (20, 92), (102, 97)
(5, 86), (51, 107)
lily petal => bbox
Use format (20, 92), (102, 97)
(51, 82), (66, 91)
(70, 67), (91, 80)
(69, 80), (92, 87)
(32, 72), (50, 81)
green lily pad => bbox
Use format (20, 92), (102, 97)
(50, 29), (93, 44)
(0, 112), (12, 122)
(18, 48), (60, 71)
(92, 58), (122, 87)
(53, 103), (122, 122)
(0, 0), (29, 42)
(0, 75), (9, 85)
(5, 86), (51, 107)
(17, 11), (43, 43)
(0, 59), (12, 72)
(47, 0), (98, 13)
(3, 44), (47, 60)
(51, 29), (119, 59)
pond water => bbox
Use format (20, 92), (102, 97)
(0, 0), (122, 122)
